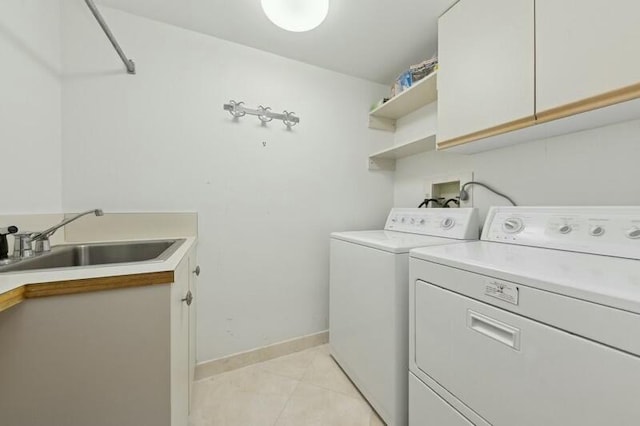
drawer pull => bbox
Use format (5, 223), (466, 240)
(467, 310), (521, 350)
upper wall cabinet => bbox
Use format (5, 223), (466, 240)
(437, 0), (535, 146)
(437, 0), (640, 153)
(536, 0), (640, 118)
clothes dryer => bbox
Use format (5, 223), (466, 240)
(409, 206), (640, 426)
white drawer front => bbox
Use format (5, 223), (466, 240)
(409, 373), (473, 426)
(415, 280), (640, 426)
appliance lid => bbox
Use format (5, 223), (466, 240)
(410, 241), (640, 314)
(331, 230), (471, 254)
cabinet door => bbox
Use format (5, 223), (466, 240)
(170, 255), (190, 426)
(536, 0), (640, 114)
(188, 248), (198, 412)
(437, 0), (535, 144)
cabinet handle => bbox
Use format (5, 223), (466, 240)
(193, 266), (200, 276)
(467, 310), (520, 350)
(182, 290), (193, 306)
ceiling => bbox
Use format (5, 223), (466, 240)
(96, 0), (457, 84)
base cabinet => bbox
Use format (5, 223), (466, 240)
(171, 245), (198, 426)
(0, 246), (198, 426)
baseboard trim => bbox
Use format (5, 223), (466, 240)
(195, 330), (329, 380)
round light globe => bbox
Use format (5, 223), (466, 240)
(261, 0), (329, 32)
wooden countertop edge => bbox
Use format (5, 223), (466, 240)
(0, 270), (174, 313)
(0, 286), (26, 312)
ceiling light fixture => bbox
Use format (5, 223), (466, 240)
(261, 0), (329, 32)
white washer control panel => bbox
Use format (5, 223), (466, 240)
(482, 207), (640, 259)
(384, 208), (479, 240)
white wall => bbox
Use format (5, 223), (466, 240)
(395, 118), (640, 222)
(60, 4), (394, 362)
(0, 0), (62, 213)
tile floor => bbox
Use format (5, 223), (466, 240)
(190, 345), (385, 426)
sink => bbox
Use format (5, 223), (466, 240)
(0, 239), (185, 273)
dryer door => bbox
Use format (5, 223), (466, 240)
(414, 279), (640, 426)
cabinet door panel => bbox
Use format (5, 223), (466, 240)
(170, 256), (190, 426)
(437, 0), (535, 142)
(536, 0), (640, 113)
(188, 249), (198, 412)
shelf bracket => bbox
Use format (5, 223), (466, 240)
(368, 116), (396, 132)
(368, 157), (396, 171)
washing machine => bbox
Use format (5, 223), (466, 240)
(409, 206), (640, 425)
(330, 207), (479, 426)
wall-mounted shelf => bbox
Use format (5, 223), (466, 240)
(368, 134), (436, 170)
(369, 72), (438, 131)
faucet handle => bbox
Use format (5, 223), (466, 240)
(0, 226), (18, 260)
(13, 232), (35, 259)
(34, 236), (51, 254)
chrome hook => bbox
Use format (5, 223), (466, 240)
(257, 105), (273, 123)
(228, 100), (246, 118)
(283, 111), (299, 128)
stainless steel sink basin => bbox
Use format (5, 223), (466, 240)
(0, 239), (185, 273)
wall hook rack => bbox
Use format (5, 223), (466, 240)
(224, 101), (300, 127)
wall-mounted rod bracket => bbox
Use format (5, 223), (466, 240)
(224, 101), (300, 127)
(84, 0), (136, 74)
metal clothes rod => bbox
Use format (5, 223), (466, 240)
(85, 0), (136, 74)
(224, 101), (300, 127)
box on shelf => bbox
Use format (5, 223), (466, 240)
(374, 55), (439, 109)
(390, 55), (438, 98)
(410, 56), (438, 83)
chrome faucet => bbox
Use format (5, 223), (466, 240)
(26, 209), (104, 255)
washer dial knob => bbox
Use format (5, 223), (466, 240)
(502, 217), (524, 234)
(559, 224), (573, 234)
(590, 226), (605, 237)
(626, 226), (640, 239)
(441, 217), (456, 230)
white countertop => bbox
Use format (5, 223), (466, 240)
(0, 237), (197, 296)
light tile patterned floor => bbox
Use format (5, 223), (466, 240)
(190, 345), (386, 426)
